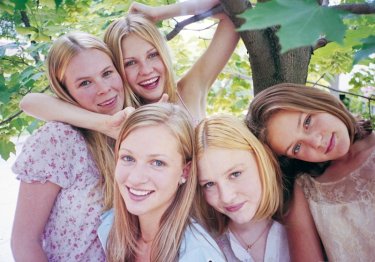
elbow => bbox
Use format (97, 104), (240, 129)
(19, 93), (35, 113)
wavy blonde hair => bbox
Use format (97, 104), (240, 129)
(46, 32), (119, 210)
(104, 13), (177, 107)
(194, 115), (283, 235)
(106, 103), (196, 262)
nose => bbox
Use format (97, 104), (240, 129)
(139, 61), (153, 75)
(96, 80), (111, 95)
(305, 132), (324, 150)
(126, 164), (148, 185)
(218, 184), (236, 205)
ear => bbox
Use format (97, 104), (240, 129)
(181, 161), (192, 180)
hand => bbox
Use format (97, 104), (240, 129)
(158, 93), (169, 103)
(105, 107), (135, 139)
(129, 2), (159, 22)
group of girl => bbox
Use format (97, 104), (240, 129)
(11, 0), (374, 261)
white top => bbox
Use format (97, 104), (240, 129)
(98, 209), (226, 261)
(217, 220), (290, 262)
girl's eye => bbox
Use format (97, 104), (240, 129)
(230, 171), (241, 179)
(202, 182), (214, 189)
(148, 51), (159, 59)
(103, 70), (112, 77)
(293, 143), (301, 155)
(121, 155), (134, 162)
(151, 160), (165, 167)
(124, 60), (135, 67)
(79, 80), (91, 88)
(303, 115), (312, 129)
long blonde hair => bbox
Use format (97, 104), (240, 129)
(104, 13), (177, 107)
(107, 103), (196, 262)
(46, 32), (119, 210)
(195, 115), (283, 235)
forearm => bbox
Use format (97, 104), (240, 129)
(11, 239), (48, 262)
(154, 0), (220, 21)
(20, 93), (110, 133)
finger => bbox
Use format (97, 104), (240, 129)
(158, 93), (169, 103)
(123, 106), (135, 117)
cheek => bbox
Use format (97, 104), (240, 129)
(114, 164), (129, 184)
(204, 190), (219, 208)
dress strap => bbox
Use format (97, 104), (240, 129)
(176, 91), (201, 127)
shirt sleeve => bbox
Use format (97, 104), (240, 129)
(12, 121), (88, 188)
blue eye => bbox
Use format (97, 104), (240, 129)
(124, 60), (136, 67)
(103, 70), (112, 77)
(79, 80), (91, 88)
(293, 143), (301, 155)
(148, 51), (159, 59)
(152, 160), (165, 167)
(202, 181), (214, 189)
(303, 115), (312, 129)
(121, 155), (134, 162)
(230, 171), (241, 179)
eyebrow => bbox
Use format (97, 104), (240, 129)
(123, 48), (157, 61)
(73, 65), (112, 84)
(199, 164), (242, 184)
(118, 148), (168, 158)
(284, 112), (303, 156)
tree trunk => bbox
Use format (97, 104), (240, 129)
(220, 0), (312, 95)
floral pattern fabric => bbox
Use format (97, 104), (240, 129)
(12, 122), (105, 261)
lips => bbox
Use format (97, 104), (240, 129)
(138, 76), (159, 90)
(98, 95), (117, 107)
(225, 202), (244, 213)
(127, 187), (154, 201)
(325, 133), (335, 154)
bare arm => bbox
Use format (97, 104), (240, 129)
(11, 181), (61, 262)
(130, 0), (222, 22)
(285, 183), (325, 261)
(20, 93), (130, 139)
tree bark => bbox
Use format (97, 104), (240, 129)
(219, 0), (311, 95)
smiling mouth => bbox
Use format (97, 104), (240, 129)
(98, 96), (116, 106)
(225, 202), (244, 212)
(127, 187), (155, 200)
(325, 133), (335, 154)
(138, 77), (159, 89)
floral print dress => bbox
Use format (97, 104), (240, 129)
(12, 122), (105, 261)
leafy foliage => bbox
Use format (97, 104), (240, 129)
(0, 0), (373, 161)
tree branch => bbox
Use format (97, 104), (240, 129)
(166, 4), (224, 41)
(332, 3), (375, 14)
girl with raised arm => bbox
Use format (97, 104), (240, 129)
(195, 115), (290, 262)
(11, 32), (124, 261)
(99, 103), (225, 262)
(21, 0), (239, 135)
(246, 83), (374, 261)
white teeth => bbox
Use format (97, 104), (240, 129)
(140, 77), (158, 85)
(129, 188), (152, 196)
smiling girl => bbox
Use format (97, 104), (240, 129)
(11, 32), (124, 261)
(246, 83), (375, 261)
(99, 103), (225, 262)
(20, 0), (238, 136)
(195, 115), (289, 262)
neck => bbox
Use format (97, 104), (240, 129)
(139, 215), (160, 243)
(229, 218), (271, 233)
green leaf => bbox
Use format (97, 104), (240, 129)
(239, 0), (348, 53)
(16, 26), (38, 35)
(0, 91), (11, 104)
(353, 35), (375, 64)
(26, 119), (41, 134)
(0, 139), (15, 160)
(13, 0), (28, 10)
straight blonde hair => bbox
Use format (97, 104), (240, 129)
(195, 115), (283, 235)
(106, 103), (196, 262)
